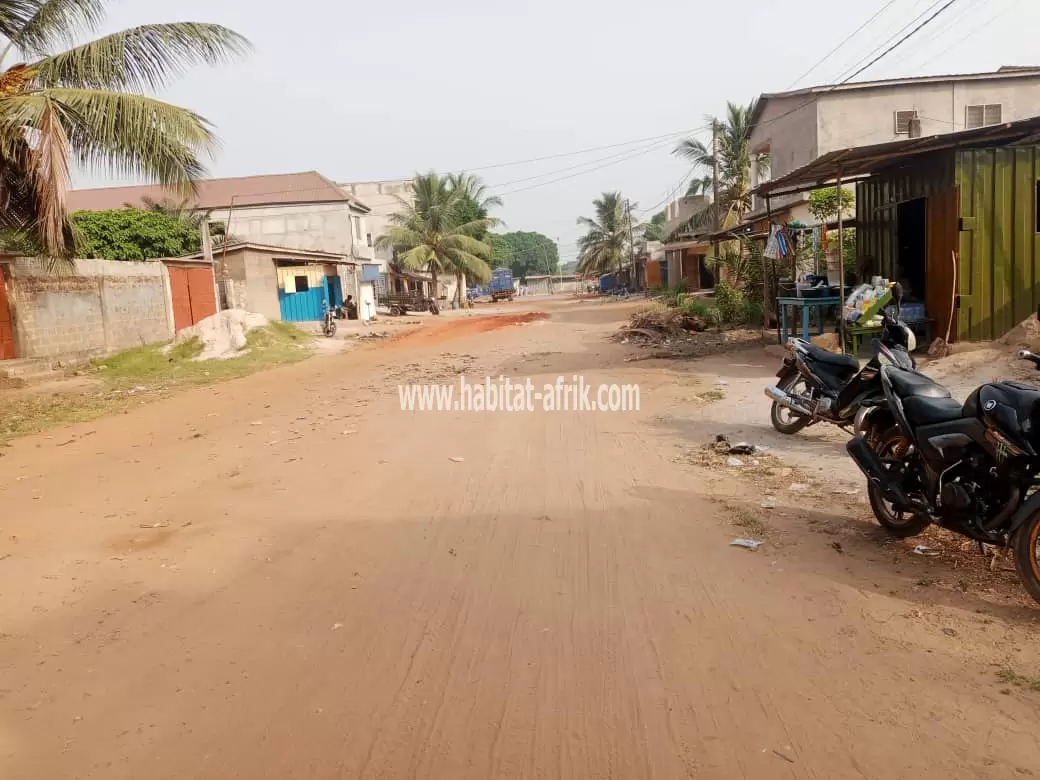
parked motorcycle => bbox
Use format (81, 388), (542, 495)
(321, 301), (337, 338)
(765, 304), (917, 437)
(847, 351), (1040, 604)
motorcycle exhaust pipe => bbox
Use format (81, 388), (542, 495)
(845, 436), (919, 511)
(764, 384), (813, 417)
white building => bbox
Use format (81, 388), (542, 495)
(747, 67), (1040, 219)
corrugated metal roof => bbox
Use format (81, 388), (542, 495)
(68, 171), (371, 213)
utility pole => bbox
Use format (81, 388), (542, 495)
(711, 120), (721, 265)
(625, 198), (638, 291)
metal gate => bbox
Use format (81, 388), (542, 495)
(0, 265), (16, 359)
(168, 265), (217, 332)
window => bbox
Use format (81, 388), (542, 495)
(366, 232), (373, 247)
(294, 275), (309, 292)
(352, 216), (362, 241)
(894, 110), (918, 135)
(966, 103), (1002, 129)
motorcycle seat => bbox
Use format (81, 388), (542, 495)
(902, 395), (964, 426)
(803, 343), (860, 374)
(886, 367), (951, 399)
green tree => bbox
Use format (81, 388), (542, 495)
(376, 172), (494, 303)
(0, 1), (250, 257)
(71, 208), (200, 260)
(576, 192), (634, 276)
(643, 210), (667, 242)
(445, 172), (502, 301)
(487, 233), (514, 269)
(136, 195), (227, 239)
(673, 101), (769, 230)
(496, 231), (558, 278)
(808, 187), (855, 224)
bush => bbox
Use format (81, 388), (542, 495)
(680, 297), (713, 318)
(743, 300), (764, 326)
(714, 279), (746, 324)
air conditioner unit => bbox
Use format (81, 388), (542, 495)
(908, 117), (922, 138)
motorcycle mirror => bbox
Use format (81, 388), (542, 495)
(891, 282), (904, 306)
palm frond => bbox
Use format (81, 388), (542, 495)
(441, 247), (491, 282)
(32, 22), (251, 91)
(3, 0), (106, 58)
(45, 88), (216, 193)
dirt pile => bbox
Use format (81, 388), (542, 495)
(175, 309), (271, 360)
(923, 314), (1040, 396)
(613, 306), (706, 344)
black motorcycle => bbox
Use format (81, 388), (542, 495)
(765, 305), (917, 437)
(847, 350), (1040, 604)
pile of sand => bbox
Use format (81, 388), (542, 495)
(175, 309), (270, 360)
(923, 314), (1040, 397)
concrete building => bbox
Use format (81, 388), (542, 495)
(659, 196), (714, 289)
(337, 179), (413, 274)
(67, 171), (377, 264)
(181, 242), (376, 323)
(748, 67), (1040, 218)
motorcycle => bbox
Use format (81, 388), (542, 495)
(321, 301), (337, 338)
(765, 301), (917, 437)
(847, 350), (1040, 604)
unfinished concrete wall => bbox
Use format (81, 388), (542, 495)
(208, 203), (356, 258)
(242, 250), (281, 321)
(5, 258), (173, 358)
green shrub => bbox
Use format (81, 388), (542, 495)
(681, 297), (713, 318)
(714, 279), (746, 324)
(743, 301), (764, 326)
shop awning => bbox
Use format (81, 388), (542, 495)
(753, 115), (1040, 199)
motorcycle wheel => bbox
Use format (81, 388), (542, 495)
(1012, 513), (1040, 605)
(324, 320), (336, 338)
(770, 372), (812, 434)
(867, 429), (931, 538)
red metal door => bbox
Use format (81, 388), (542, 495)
(186, 267), (216, 324)
(0, 266), (15, 359)
(168, 267), (193, 332)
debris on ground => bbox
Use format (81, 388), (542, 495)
(789, 483), (810, 493)
(760, 497), (777, 509)
(449, 456), (465, 463)
(730, 538), (763, 550)
(173, 309), (271, 360)
(913, 545), (941, 557)
(726, 457), (744, 467)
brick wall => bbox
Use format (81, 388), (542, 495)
(5, 258), (174, 359)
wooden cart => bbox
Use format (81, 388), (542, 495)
(378, 291), (440, 316)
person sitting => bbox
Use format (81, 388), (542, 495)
(345, 295), (359, 320)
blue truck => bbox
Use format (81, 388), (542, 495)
(488, 268), (515, 302)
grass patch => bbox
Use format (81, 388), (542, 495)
(697, 389), (726, 403)
(0, 323), (313, 444)
(996, 666), (1040, 692)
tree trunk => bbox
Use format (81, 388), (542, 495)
(430, 268), (439, 302)
(456, 271), (464, 308)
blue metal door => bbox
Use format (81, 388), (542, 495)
(278, 278), (328, 321)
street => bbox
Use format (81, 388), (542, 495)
(1, 298), (1039, 779)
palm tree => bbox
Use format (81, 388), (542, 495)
(376, 172), (494, 306)
(446, 172), (503, 304)
(576, 192), (636, 277)
(673, 101), (770, 229)
(133, 195), (227, 239)
(0, 1), (250, 257)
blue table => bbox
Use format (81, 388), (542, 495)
(777, 296), (842, 345)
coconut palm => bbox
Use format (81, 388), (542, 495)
(673, 101), (769, 229)
(133, 195), (226, 239)
(376, 172), (494, 305)
(576, 192), (636, 276)
(445, 171), (502, 304)
(0, 1), (250, 256)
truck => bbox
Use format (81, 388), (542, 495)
(488, 268), (515, 302)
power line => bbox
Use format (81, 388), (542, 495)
(785, 0), (900, 89)
(755, 0), (966, 132)
(839, 0), (964, 85)
(486, 132), (701, 191)
(493, 136), (682, 198)
(909, 0), (1022, 72)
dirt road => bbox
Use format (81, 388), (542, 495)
(1, 299), (1039, 779)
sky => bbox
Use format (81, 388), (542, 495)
(83, 0), (1040, 266)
